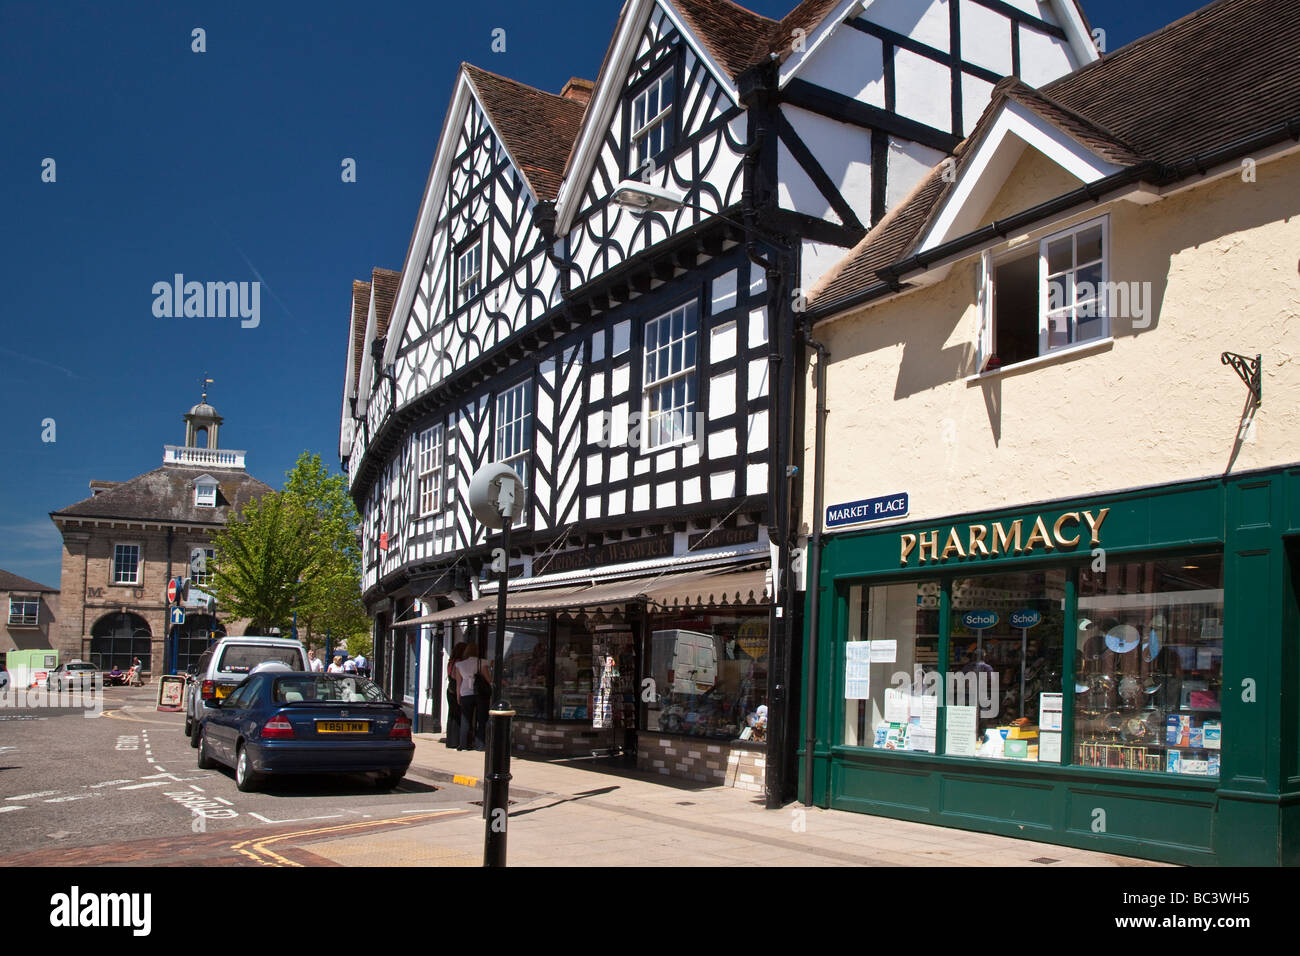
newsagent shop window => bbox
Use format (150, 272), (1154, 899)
(641, 611), (769, 742)
(1075, 553), (1223, 777)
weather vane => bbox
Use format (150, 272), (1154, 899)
(199, 374), (214, 403)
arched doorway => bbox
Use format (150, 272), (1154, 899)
(176, 614), (225, 674)
(90, 612), (152, 672)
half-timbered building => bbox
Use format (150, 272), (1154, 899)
(341, 0), (1094, 798)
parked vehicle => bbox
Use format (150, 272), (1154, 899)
(184, 636), (307, 746)
(6, 649), (59, 690)
(196, 672), (413, 792)
(46, 660), (98, 691)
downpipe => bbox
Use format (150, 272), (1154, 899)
(801, 327), (828, 807)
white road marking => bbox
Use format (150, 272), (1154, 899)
(0, 806), (25, 813)
(146, 758), (155, 763)
(154, 766), (166, 772)
(86, 779), (133, 788)
(45, 794), (95, 803)
(213, 797), (233, 806)
(7, 791), (59, 801)
(248, 812), (345, 825)
(189, 785), (205, 792)
(119, 781), (169, 790)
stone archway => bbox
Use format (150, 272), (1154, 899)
(90, 612), (152, 672)
(176, 613), (225, 674)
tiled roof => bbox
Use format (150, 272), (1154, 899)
(810, 0), (1300, 315)
(670, 0), (778, 78)
(371, 268), (400, 341)
(0, 569), (58, 593)
(350, 279), (370, 397)
(463, 64), (589, 201)
(52, 466), (273, 526)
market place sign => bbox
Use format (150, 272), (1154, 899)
(827, 492), (909, 528)
(899, 508), (1109, 566)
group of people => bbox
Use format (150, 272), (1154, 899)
(306, 647), (369, 677)
(446, 642), (493, 752)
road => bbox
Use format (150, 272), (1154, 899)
(0, 684), (477, 866)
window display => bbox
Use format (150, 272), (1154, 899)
(641, 611), (768, 740)
(496, 619), (549, 719)
(553, 621), (594, 720)
(1073, 554), (1223, 776)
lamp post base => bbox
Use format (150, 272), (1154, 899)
(483, 708), (515, 867)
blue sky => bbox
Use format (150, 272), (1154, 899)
(0, 0), (1209, 587)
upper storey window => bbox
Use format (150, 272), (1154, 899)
(194, 475), (218, 508)
(631, 70), (675, 173)
(457, 238), (481, 305)
(642, 302), (699, 450)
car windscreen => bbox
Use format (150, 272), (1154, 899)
(271, 676), (388, 705)
(217, 645), (304, 675)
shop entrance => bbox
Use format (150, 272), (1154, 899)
(590, 628), (637, 761)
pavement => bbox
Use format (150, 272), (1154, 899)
(299, 732), (1168, 867)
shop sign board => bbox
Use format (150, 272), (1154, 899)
(899, 507), (1109, 567)
(826, 493), (908, 529)
(1010, 609), (1042, 629)
(960, 611), (998, 630)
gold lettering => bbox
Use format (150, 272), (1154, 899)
(1052, 512), (1081, 547)
(918, 530), (940, 564)
(1024, 515), (1055, 552)
(991, 520), (1022, 555)
(900, 533), (917, 566)
(1083, 507), (1110, 545)
(941, 527), (967, 561)
(968, 524), (989, 556)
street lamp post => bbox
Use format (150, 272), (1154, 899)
(467, 462), (527, 868)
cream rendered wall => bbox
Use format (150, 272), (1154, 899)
(806, 147), (1300, 531)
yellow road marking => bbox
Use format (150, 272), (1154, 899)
(230, 808), (470, 867)
(452, 774), (479, 787)
(101, 710), (178, 726)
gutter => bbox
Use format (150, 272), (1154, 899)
(805, 114), (1300, 322)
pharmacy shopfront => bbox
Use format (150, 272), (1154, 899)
(801, 466), (1300, 865)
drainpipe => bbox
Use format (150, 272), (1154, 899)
(801, 328), (829, 807)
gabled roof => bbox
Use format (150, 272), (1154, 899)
(809, 0), (1300, 316)
(52, 467), (273, 527)
(0, 569), (58, 594)
(670, 0), (778, 78)
(463, 64), (589, 201)
(371, 268), (400, 341)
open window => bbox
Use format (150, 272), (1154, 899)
(980, 216), (1109, 372)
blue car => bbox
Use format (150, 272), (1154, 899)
(197, 671), (414, 792)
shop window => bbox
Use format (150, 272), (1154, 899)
(980, 217), (1108, 372)
(553, 621), (594, 720)
(1074, 553), (1223, 776)
(947, 569), (1066, 760)
(641, 611), (769, 742)
(498, 619), (550, 720)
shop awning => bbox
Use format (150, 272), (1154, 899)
(392, 565), (771, 627)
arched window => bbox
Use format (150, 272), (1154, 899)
(177, 614), (225, 674)
(90, 613), (152, 672)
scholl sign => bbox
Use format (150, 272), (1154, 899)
(826, 493), (908, 529)
(1010, 609), (1042, 629)
(961, 610), (998, 630)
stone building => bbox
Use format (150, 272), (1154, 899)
(49, 396), (272, 675)
(1, 569), (59, 661)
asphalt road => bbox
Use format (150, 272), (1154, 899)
(0, 684), (475, 863)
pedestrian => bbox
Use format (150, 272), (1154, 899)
(453, 643), (492, 751)
(343, 657), (358, 674)
(327, 655), (345, 675)
(355, 652), (369, 678)
(445, 642), (466, 750)
(307, 648), (325, 673)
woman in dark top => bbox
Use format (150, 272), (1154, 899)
(445, 642), (467, 749)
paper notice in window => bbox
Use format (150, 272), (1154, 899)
(844, 642), (871, 700)
(1039, 692), (1063, 732)
(883, 687), (909, 723)
(945, 705), (977, 757)
(869, 640), (897, 663)
(1039, 731), (1062, 763)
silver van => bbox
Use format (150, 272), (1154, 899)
(184, 636), (307, 746)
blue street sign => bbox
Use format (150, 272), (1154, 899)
(826, 492), (909, 528)
(170, 607), (186, 625)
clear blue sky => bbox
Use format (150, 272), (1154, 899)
(0, 0), (1208, 587)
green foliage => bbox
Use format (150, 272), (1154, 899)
(212, 452), (369, 645)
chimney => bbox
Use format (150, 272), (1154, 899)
(560, 77), (594, 108)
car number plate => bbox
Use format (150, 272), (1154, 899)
(215, 685), (233, 698)
(317, 721), (369, 734)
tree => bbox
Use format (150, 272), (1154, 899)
(211, 452), (369, 646)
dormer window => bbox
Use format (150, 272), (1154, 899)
(631, 70), (675, 173)
(194, 475), (218, 508)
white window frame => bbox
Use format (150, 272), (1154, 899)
(641, 301), (699, 452)
(631, 70), (674, 172)
(194, 478), (217, 508)
(495, 380), (532, 526)
(456, 240), (481, 305)
(417, 424), (443, 517)
(189, 544), (216, 588)
(113, 543), (141, 585)
(8, 596), (39, 628)
(979, 214), (1110, 372)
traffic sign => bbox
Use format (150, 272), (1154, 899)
(166, 578), (178, 603)
(170, 607), (185, 625)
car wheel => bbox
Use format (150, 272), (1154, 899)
(235, 745), (263, 793)
(184, 715), (193, 737)
(196, 726), (216, 770)
(375, 770), (404, 791)
(188, 713), (202, 748)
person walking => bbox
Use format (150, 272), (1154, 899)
(445, 642), (466, 750)
(354, 652), (369, 678)
(453, 643), (492, 751)
(327, 655), (345, 675)
(307, 649), (325, 673)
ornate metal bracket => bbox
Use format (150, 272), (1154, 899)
(1220, 352), (1262, 406)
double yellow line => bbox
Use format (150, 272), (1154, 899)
(230, 808), (469, 866)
